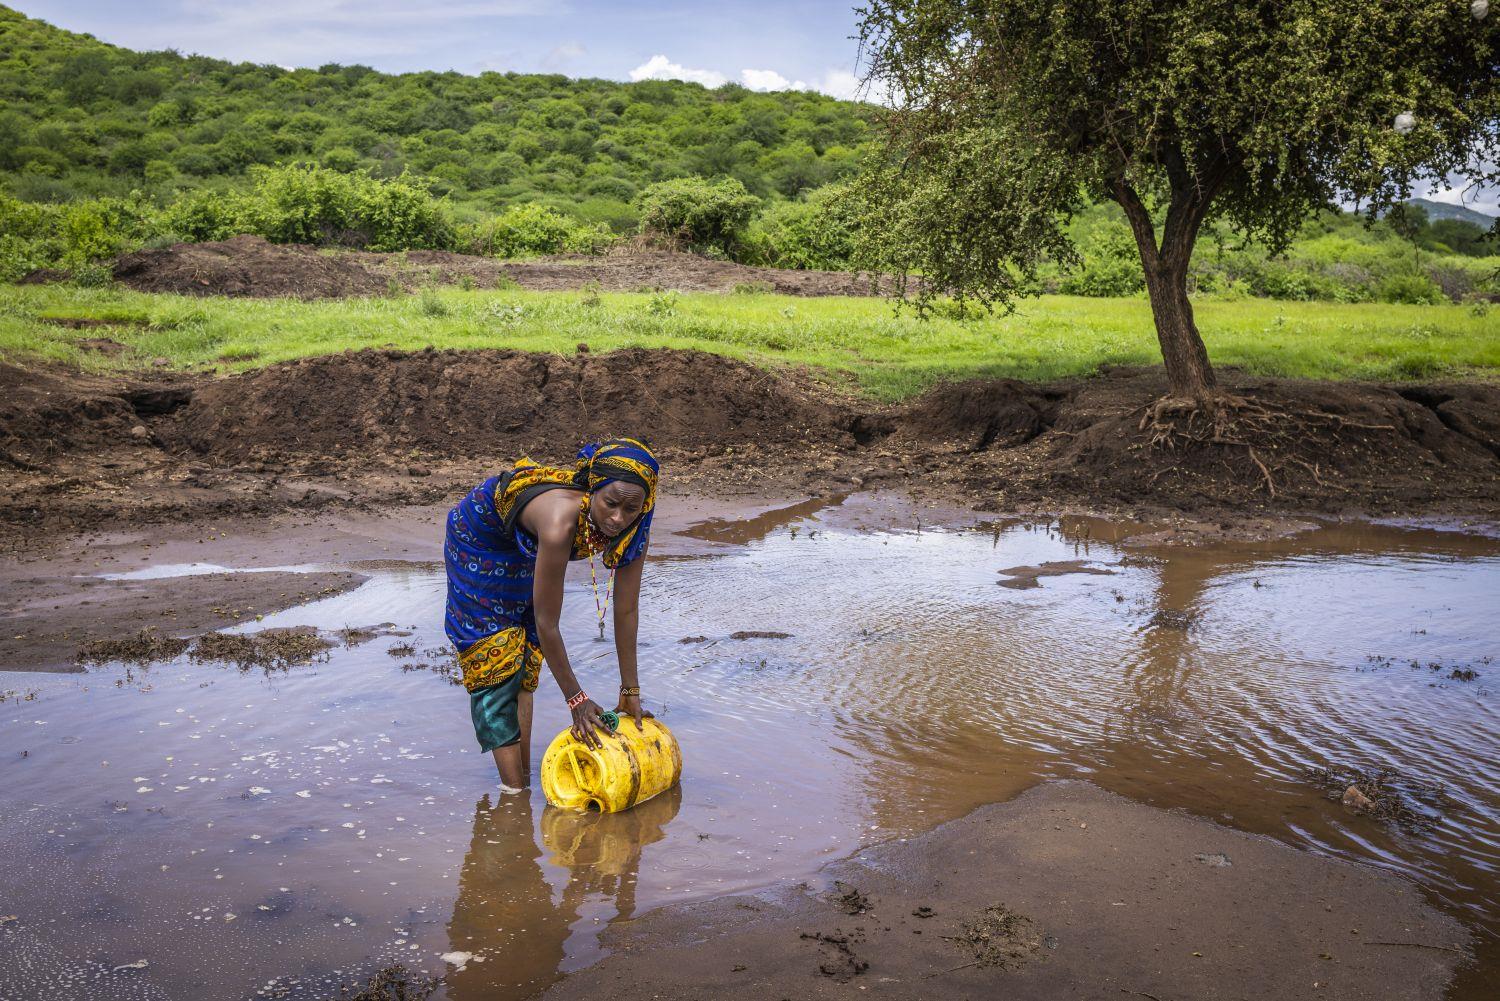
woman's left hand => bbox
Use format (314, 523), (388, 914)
(615, 693), (653, 730)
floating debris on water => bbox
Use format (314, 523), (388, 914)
(190, 629), (332, 672)
(1304, 765), (1449, 829)
(332, 963), (437, 1001)
(76, 628), (189, 666)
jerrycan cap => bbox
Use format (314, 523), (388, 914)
(598, 709), (620, 733)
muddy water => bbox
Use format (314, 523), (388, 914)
(2, 510), (1498, 999)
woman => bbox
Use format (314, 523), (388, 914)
(444, 438), (658, 791)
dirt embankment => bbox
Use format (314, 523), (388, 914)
(26, 235), (892, 299)
(1, 347), (1497, 541)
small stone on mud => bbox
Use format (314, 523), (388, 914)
(130, 425), (149, 438)
(1194, 852), (1232, 867)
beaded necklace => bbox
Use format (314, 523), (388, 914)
(577, 495), (615, 639)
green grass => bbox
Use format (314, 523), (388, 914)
(2, 284), (1496, 400)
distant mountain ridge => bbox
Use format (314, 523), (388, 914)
(1405, 197), (1497, 226)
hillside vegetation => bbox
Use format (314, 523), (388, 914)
(2, 6), (1496, 305)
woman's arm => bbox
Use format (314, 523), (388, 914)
(532, 515), (611, 748)
(612, 540), (649, 727)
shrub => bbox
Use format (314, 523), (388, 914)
(1376, 272), (1446, 305)
(635, 176), (759, 255)
(1058, 228), (1145, 297)
(742, 184), (858, 270)
(458, 202), (612, 257)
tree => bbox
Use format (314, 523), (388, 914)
(853, 1), (1499, 400)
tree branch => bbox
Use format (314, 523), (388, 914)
(1109, 176), (1160, 267)
(1160, 149), (1233, 268)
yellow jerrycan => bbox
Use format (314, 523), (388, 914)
(540, 716), (682, 813)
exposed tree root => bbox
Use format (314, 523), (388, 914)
(1131, 391), (1396, 499)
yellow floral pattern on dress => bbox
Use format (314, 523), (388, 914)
(458, 625), (544, 693)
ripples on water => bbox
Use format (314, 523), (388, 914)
(1, 515), (1496, 999)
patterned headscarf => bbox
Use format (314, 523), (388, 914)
(574, 437), (659, 567)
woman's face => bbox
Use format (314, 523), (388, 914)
(590, 480), (646, 538)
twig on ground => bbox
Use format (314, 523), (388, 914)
(1363, 941), (1463, 953)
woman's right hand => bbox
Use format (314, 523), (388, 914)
(570, 697), (612, 749)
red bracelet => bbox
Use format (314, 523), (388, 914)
(566, 689), (589, 710)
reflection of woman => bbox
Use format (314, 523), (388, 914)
(445, 788), (682, 1001)
(445, 795), (570, 1001)
(444, 439), (659, 791)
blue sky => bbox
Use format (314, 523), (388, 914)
(14, 1), (869, 98)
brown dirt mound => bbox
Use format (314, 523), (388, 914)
(31, 237), (893, 299)
(112, 235), (388, 298)
(1, 352), (1497, 540)
(154, 347), (854, 463)
(498, 249), (892, 296)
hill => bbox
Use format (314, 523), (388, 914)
(0, 5), (872, 229)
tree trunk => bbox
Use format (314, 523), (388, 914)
(1110, 175), (1220, 399)
(1142, 250), (1216, 398)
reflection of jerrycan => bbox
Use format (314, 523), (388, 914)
(540, 717), (682, 813)
(541, 784), (682, 874)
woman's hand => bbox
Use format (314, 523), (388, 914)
(615, 693), (654, 731)
(570, 697), (613, 749)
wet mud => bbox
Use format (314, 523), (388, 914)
(0, 501), (1497, 999)
(545, 783), (1468, 1000)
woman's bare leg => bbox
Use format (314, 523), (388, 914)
(518, 688), (534, 777)
(490, 744), (525, 791)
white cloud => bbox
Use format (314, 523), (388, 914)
(628, 54), (727, 88)
(741, 68), (807, 92)
(816, 69), (863, 101)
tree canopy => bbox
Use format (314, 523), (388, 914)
(852, 0), (1499, 396)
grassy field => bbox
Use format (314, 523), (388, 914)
(2, 284), (1496, 399)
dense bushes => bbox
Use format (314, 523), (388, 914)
(742, 184), (858, 270)
(635, 176), (760, 255)
(166, 164), (453, 251)
(457, 203), (612, 257)
(0, 193), (159, 281)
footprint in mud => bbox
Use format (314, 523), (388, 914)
(800, 929), (868, 981)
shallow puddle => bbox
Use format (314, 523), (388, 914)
(2, 511), (1498, 999)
